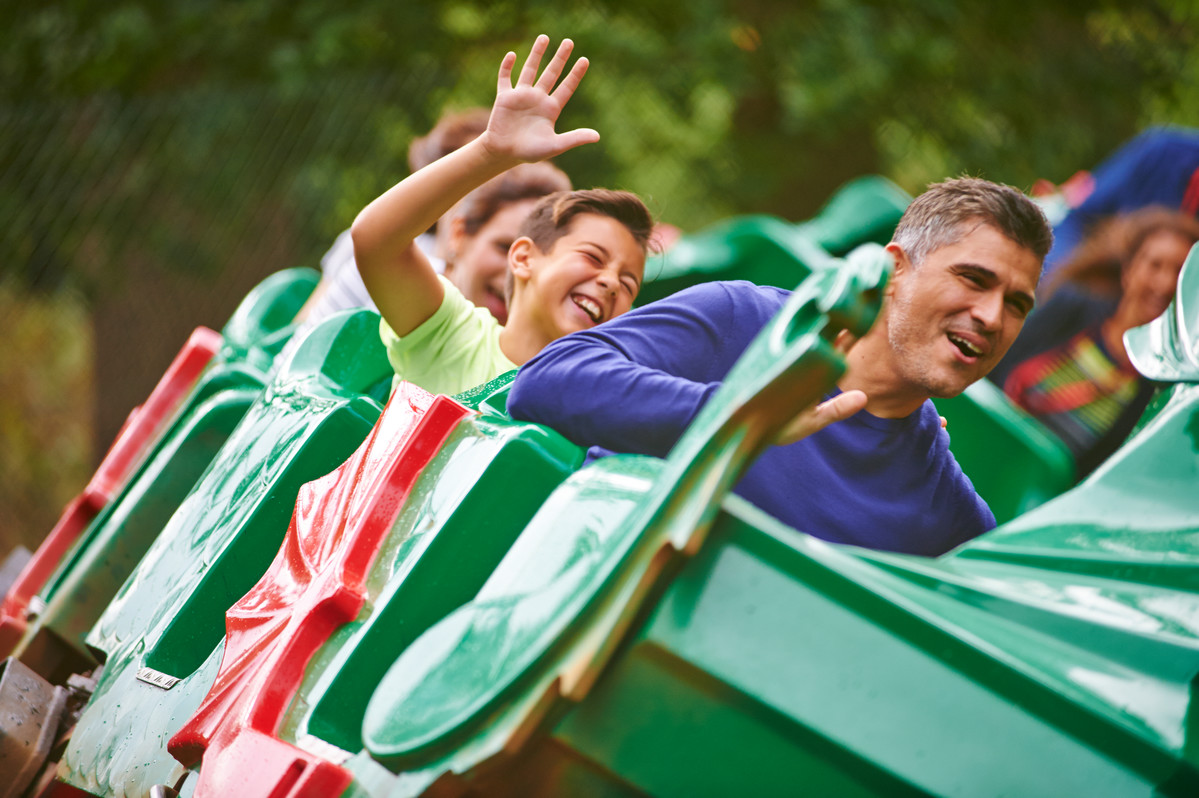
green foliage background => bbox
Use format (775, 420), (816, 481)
(0, 0), (1195, 549)
(6, 1), (1198, 288)
(5, 1), (1197, 293)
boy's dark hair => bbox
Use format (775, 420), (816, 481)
(407, 107), (491, 173)
(505, 189), (654, 303)
(456, 162), (572, 238)
(521, 189), (654, 254)
(893, 177), (1053, 270)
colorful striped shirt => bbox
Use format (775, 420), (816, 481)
(1003, 326), (1139, 458)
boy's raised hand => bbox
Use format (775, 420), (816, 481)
(481, 35), (600, 165)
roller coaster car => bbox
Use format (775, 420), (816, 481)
(1, 268), (321, 682)
(8, 203), (1199, 798)
(182, 246), (1197, 798)
(54, 307), (393, 797)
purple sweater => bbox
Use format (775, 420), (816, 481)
(508, 280), (994, 556)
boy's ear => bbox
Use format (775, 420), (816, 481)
(509, 236), (538, 282)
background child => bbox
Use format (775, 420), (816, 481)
(352, 35), (653, 396)
(296, 107), (491, 324)
(1000, 207), (1199, 477)
(440, 162), (571, 325)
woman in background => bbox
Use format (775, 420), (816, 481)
(999, 207), (1199, 477)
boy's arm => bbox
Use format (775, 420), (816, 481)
(508, 314), (719, 457)
(351, 35), (599, 337)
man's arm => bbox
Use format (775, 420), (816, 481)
(351, 36), (598, 337)
(508, 281), (783, 457)
(510, 278), (869, 456)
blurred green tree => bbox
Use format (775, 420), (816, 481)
(2, 1), (1193, 263)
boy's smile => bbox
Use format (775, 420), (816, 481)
(570, 293), (604, 324)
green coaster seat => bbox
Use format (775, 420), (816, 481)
(16, 268), (320, 675)
(56, 309), (392, 798)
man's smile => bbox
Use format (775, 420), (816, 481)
(946, 330), (988, 361)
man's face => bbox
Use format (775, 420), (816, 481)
(884, 222), (1041, 398)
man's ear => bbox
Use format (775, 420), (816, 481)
(884, 242), (911, 295)
(509, 236), (537, 282)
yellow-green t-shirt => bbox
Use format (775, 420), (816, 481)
(379, 275), (517, 396)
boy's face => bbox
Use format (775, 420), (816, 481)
(514, 213), (646, 339)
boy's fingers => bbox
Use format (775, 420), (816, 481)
(550, 56), (589, 104)
(553, 128), (601, 154)
(517, 34), (550, 87)
(496, 51), (517, 91)
(535, 38), (574, 93)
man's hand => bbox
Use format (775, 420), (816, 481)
(774, 328), (866, 446)
(480, 35), (600, 165)
(776, 389), (867, 447)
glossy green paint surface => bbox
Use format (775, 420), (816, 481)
(933, 378), (1075, 524)
(451, 370), (517, 414)
(634, 175), (907, 307)
(281, 382), (584, 757)
(356, 247), (889, 789)
(26, 268), (319, 660)
(793, 174), (912, 256)
(57, 309), (391, 798)
(342, 250), (1199, 798)
(543, 493), (1192, 797)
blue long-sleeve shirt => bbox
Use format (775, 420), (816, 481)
(508, 280), (994, 556)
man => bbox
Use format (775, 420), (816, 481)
(507, 177), (1052, 556)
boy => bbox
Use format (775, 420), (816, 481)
(352, 36), (653, 396)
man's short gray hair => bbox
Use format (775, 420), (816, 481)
(893, 177), (1053, 267)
